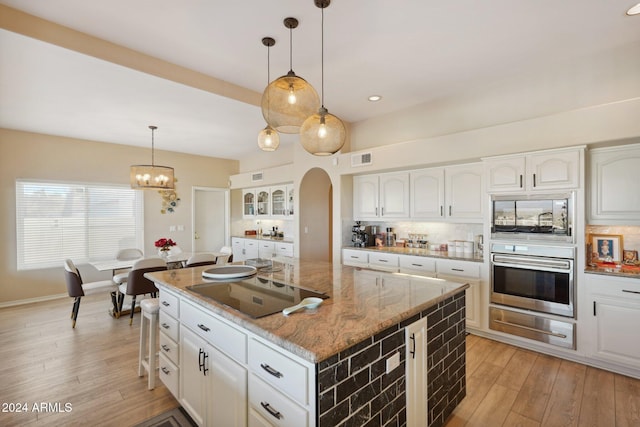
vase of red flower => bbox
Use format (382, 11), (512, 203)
(155, 238), (177, 258)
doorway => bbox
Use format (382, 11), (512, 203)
(192, 187), (229, 252)
(299, 168), (332, 262)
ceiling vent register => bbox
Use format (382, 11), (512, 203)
(351, 152), (372, 167)
(251, 172), (264, 182)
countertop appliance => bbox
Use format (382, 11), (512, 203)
(352, 221), (372, 247)
(187, 276), (328, 318)
(491, 193), (573, 242)
(489, 242), (576, 349)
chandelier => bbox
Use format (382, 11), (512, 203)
(130, 125), (175, 189)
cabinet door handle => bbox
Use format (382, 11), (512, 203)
(161, 323), (170, 330)
(161, 344), (170, 352)
(519, 174), (523, 188)
(381, 207), (384, 216)
(161, 367), (170, 375)
(197, 323), (211, 332)
(533, 173), (537, 187)
(593, 301), (596, 316)
(440, 206), (443, 217)
(375, 207), (378, 216)
(161, 301), (170, 307)
(409, 333), (416, 359)
(260, 363), (283, 378)
(449, 205), (452, 216)
(622, 289), (640, 295)
(199, 349), (209, 375)
(261, 402), (283, 419)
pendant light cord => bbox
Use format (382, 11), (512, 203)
(321, 6), (325, 108)
(289, 25), (293, 73)
(150, 126), (155, 166)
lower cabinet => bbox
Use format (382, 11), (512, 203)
(405, 317), (428, 427)
(436, 259), (482, 330)
(584, 274), (640, 372)
(180, 325), (247, 427)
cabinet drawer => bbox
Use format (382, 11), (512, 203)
(399, 255), (436, 276)
(275, 243), (294, 257)
(249, 339), (309, 406)
(249, 375), (308, 427)
(159, 289), (179, 319)
(159, 311), (179, 342)
(343, 249), (369, 266)
(181, 300), (247, 363)
(369, 253), (399, 271)
(159, 354), (179, 399)
(437, 259), (480, 279)
(586, 274), (640, 300)
(159, 332), (179, 365)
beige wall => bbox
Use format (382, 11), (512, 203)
(0, 128), (238, 304)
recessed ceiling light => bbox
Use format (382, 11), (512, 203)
(368, 95), (382, 102)
(627, 3), (640, 15)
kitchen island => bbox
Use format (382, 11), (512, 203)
(147, 259), (469, 427)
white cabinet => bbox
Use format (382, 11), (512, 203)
(410, 163), (483, 222)
(589, 143), (640, 224)
(353, 172), (409, 220)
(232, 237), (260, 262)
(258, 241), (276, 259)
(584, 274), (640, 372)
(243, 189), (257, 218)
(275, 242), (294, 258)
(485, 148), (581, 192)
(158, 289), (180, 399)
(436, 259), (482, 329)
(405, 317), (428, 427)
(368, 252), (399, 273)
(241, 184), (294, 220)
(256, 188), (271, 218)
(399, 256), (436, 277)
(342, 249), (369, 268)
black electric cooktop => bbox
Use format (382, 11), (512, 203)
(187, 277), (328, 318)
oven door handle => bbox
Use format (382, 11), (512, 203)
(493, 319), (568, 339)
(492, 255), (571, 271)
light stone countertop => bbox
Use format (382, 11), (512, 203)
(232, 235), (294, 243)
(147, 259), (468, 363)
(344, 245), (485, 263)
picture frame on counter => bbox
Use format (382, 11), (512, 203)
(590, 234), (623, 263)
(623, 249), (638, 265)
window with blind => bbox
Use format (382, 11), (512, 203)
(16, 180), (144, 270)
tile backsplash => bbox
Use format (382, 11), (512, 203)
(586, 225), (640, 254)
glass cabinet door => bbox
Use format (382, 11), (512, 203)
(287, 186), (294, 218)
(242, 189), (255, 218)
(271, 187), (286, 217)
(256, 189), (270, 216)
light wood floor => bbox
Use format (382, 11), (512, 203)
(445, 334), (640, 427)
(1, 292), (639, 427)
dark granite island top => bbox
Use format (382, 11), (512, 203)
(147, 259), (469, 427)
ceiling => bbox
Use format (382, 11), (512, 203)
(0, 1), (639, 160)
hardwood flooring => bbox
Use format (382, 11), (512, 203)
(445, 334), (640, 427)
(1, 291), (639, 427)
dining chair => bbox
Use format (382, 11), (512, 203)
(112, 248), (144, 286)
(220, 245), (233, 263)
(63, 259), (112, 328)
(185, 253), (218, 268)
(118, 258), (167, 325)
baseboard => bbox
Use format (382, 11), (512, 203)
(0, 293), (68, 308)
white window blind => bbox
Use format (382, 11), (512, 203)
(16, 180), (144, 270)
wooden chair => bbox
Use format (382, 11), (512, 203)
(118, 258), (167, 325)
(63, 259), (112, 328)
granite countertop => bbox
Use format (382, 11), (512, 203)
(584, 264), (640, 279)
(147, 259), (468, 363)
(233, 235), (294, 243)
(344, 245), (485, 263)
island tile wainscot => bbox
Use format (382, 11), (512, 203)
(147, 259), (468, 427)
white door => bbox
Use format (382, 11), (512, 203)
(193, 187), (229, 252)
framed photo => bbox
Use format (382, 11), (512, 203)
(590, 234), (623, 263)
(623, 249), (639, 265)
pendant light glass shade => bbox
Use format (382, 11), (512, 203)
(300, 0), (345, 155)
(130, 126), (175, 189)
(300, 107), (345, 156)
(261, 17), (319, 134)
(257, 125), (280, 151)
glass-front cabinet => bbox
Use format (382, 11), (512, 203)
(242, 189), (256, 218)
(287, 186), (294, 218)
(271, 186), (287, 218)
(256, 188), (270, 217)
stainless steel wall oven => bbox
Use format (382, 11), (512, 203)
(489, 243), (576, 349)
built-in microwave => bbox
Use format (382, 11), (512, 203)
(491, 193), (574, 242)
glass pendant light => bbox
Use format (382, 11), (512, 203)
(300, 0), (346, 156)
(261, 17), (319, 134)
(130, 125), (175, 189)
(258, 37), (280, 151)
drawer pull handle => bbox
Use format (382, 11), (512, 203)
(260, 402), (282, 420)
(493, 319), (567, 339)
(161, 367), (170, 375)
(452, 268), (464, 272)
(260, 363), (283, 378)
(622, 289), (640, 295)
(379, 259), (388, 263)
(350, 256), (359, 259)
(161, 344), (170, 352)
(411, 263), (423, 267)
(161, 301), (170, 307)
(161, 323), (170, 329)
(197, 323), (211, 332)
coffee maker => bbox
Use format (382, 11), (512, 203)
(351, 221), (371, 247)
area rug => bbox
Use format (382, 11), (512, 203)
(134, 407), (197, 427)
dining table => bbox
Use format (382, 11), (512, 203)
(89, 251), (228, 317)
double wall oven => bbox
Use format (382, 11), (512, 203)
(489, 193), (577, 349)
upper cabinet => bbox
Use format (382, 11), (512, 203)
(589, 143), (640, 224)
(242, 184), (295, 220)
(353, 172), (410, 220)
(410, 163), (484, 222)
(485, 148), (581, 193)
